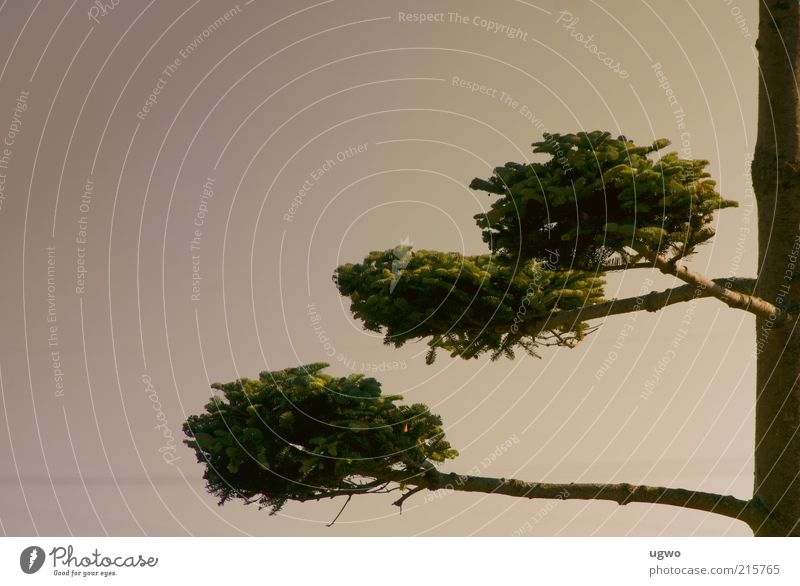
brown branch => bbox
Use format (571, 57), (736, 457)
(296, 482), (392, 503)
(326, 495), (352, 527)
(520, 277), (756, 337)
(633, 245), (786, 322)
(371, 468), (771, 534)
(392, 486), (425, 512)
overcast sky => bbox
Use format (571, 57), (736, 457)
(0, 0), (761, 536)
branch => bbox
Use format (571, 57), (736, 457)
(392, 486), (425, 512)
(326, 495), (352, 527)
(602, 262), (655, 272)
(372, 468), (771, 533)
(521, 277), (756, 337)
(634, 245), (786, 322)
(296, 482), (392, 503)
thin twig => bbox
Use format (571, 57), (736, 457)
(392, 486), (426, 513)
(326, 495), (352, 527)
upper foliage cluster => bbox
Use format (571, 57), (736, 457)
(470, 131), (737, 268)
(183, 363), (456, 513)
(334, 248), (604, 362)
(334, 131), (735, 360)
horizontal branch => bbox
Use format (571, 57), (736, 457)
(520, 277), (755, 337)
(376, 467), (771, 534)
(296, 481), (393, 503)
(601, 262), (655, 272)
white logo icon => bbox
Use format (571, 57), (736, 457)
(390, 237), (413, 293)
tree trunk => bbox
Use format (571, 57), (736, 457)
(751, 0), (800, 536)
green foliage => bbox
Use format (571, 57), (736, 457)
(183, 363), (457, 513)
(470, 131), (737, 268)
(185, 131), (738, 517)
(334, 248), (604, 362)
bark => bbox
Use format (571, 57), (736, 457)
(640, 250), (785, 321)
(751, 0), (800, 536)
(521, 277), (761, 337)
(372, 468), (778, 534)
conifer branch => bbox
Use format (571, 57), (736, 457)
(520, 277), (758, 337)
(632, 245), (787, 322)
(372, 467), (772, 534)
(326, 495), (353, 527)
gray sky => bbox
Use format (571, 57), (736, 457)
(0, 0), (760, 536)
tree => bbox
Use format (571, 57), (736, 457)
(749, 0), (800, 537)
(184, 4), (800, 535)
